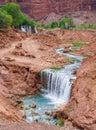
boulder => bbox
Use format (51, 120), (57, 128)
(31, 103), (37, 109)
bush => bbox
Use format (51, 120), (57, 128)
(49, 21), (58, 29)
(2, 3), (24, 27)
(79, 24), (96, 29)
(22, 16), (36, 27)
(58, 18), (74, 29)
(70, 42), (87, 47)
(41, 17), (75, 30)
(0, 10), (13, 30)
(57, 119), (64, 127)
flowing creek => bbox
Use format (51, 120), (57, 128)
(23, 48), (85, 125)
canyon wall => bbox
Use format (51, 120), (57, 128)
(0, 0), (96, 20)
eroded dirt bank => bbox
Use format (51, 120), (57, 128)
(0, 29), (96, 130)
(57, 55), (96, 130)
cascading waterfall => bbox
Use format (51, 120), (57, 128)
(24, 47), (85, 124)
(21, 25), (32, 33)
(41, 48), (84, 105)
(21, 26), (38, 34)
(41, 65), (76, 104)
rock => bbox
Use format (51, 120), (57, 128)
(16, 100), (22, 104)
(31, 103), (37, 108)
(18, 110), (25, 118)
(58, 55), (96, 130)
(45, 118), (51, 121)
(51, 112), (57, 118)
(31, 110), (38, 116)
(2, 0), (96, 22)
(45, 111), (51, 116)
(63, 48), (69, 53)
(25, 105), (32, 110)
(15, 43), (22, 49)
(72, 70), (77, 75)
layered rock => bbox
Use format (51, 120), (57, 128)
(1, 0), (96, 20)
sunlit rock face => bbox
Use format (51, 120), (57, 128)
(1, 0), (96, 20)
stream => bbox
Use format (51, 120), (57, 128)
(23, 48), (85, 125)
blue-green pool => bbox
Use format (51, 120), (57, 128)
(23, 94), (58, 125)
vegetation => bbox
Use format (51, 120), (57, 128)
(79, 24), (96, 29)
(0, 2), (36, 30)
(0, 10), (13, 30)
(22, 16), (36, 27)
(1, 3), (24, 27)
(57, 119), (64, 127)
(83, 54), (89, 58)
(41, 18), (75, 29)
(58, 18), (75, 29)
(51, 66), (61, 71)
(0, 2), (96, 31)
(69, 42), (87, 47)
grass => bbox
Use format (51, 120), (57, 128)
(79, 24), (96, 30)
(51, 66), (61, 71)
(70, 42), (87, 47)
(83, 54), (89, 58)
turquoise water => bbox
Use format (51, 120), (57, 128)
(23, 94), (58, 125)
(23, 48), (84, 125)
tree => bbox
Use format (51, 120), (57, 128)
(21, 16), (36, 27)
(0, 10), (13, 30)
(2, 3), (24, 27)
(58, 18), (74, 29)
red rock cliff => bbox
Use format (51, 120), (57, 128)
(1, 0), (96, 20)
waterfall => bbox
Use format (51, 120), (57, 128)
(34, 26), (38, 34)
(21, 26), (38, 34)
(21, 25), (32, 33)
(41, 63), (79, 104)
(21, 26), (26, 32)
(41, 48), (84, 105)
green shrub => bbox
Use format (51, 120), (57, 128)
(2, 3), (24, 27)
(0, 10), (12, 30)
(22, 16), (36, 27)
(57, 119), (64, 127)
(41, 17), (75, 30)
(79, 24), (96, 29)
(70, 42), (87, 47)
(58, 18), (74, 29)
(49, 21), (58, 29)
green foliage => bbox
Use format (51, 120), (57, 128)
(51, 66), (61, 71)
(83, 54), (89, 58)
(49, 21), (58, 29)
(2, 3), (24, 27)
(70, 42), (87, 47)
(22, 16), (36, 27)
(58, 18), (74, 29)
(57, 119), (64, 127)
(41, 17), (75, 30)
(0, 10), (12, 30)
(79, 24), (96, 29)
